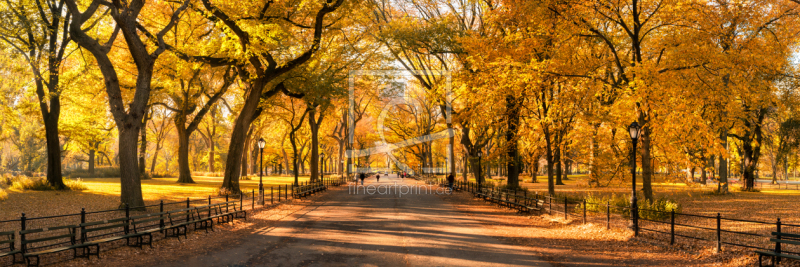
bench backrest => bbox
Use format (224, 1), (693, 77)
(80, 217), (129, 241)
(773, 232), (800, 239)
(20, 225), (79, 252)
(130, 212), (168, 232)
(219, 201), (237, 212)
(167, 208), (199, 224)
(195, 204), (216, 217)
(0, 231), (15, 252)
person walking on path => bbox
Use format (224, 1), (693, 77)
(359, 173), (365, 185)
(377, 174), (380, 182)
(447, 173), (455, 193)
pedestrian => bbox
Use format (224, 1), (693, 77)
(377, 174), (380, 182)
(447, 173), (455, 192)
(359, 173), (365, 185)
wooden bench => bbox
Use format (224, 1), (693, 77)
(21, 225), (86, 266)
(222, 201), (247, 220)
(78, 217), (133, 258)
(294, 184), (321, 199)
(0, 230), (21, 264)
(197, 204), (227, 227)
(520, 199), (545, 213)
(756, 232), (800, 267)
(127, 212), (170, 248)
(164, 208), (208, 240)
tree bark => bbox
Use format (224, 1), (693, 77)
(505, 94), (521, 188)
(119, 127), (146, 208)
(555, 142), (564, 185)
(241, 129), (252, 179)
(308, 107), (324, 182)
(545, 136), (555, 196)
(718, 131), (729, 193)
(88, 147), (96, 175)
(638, 119), (654, 201)
(208, 136), (215, 173)
(139, 110), (149, 179)
(176, 125), (194, 183)
(150, 145), (160, 173)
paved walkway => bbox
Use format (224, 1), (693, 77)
(157, 174), (550, 267)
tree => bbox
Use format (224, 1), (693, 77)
(156, 65), (235, 183)
(164, 0), (346, 193)
(275, 96), (309, 186)
(65, 0), (191, 207)
(147, 106), (173, 174)
(0, 0), (80, 188)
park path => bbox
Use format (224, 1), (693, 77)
(156, 174), (551, 267)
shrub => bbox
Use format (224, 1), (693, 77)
(64, 178), (88, 190)
(240, 176), (252, 181)
(580, 193), (681, 221)
(150, 172), (174, 178)
(2, 173), (12, 186)
(0, 187), (7, 201)
(10, 176), (54, 191)
(8, 175), (88, 191)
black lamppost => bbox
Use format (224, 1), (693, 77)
(320, 152), (325, 181)
(257, 138), (266, 204)
(628, 122), (641, 237)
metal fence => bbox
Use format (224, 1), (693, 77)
(446, 179), (795, 256)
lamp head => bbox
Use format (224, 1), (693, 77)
(628, 122), (641, 140)
(257, 138), (266, 149)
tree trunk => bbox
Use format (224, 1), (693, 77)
(88, 149), (96, 175)
(506, 101), (520, 188)
(589, 123), (600, 186)
(176, 125), (194, 183)
(44, 114), (65, 189)
(555, 143), (564, 185)
(208, 138), (215, 173)
(771, 158), (778, 184)
(251, 146), (258, 175)
(241, 130), (251, 179)
(469, 156), (483, 186)
(545, 138), (555, 196)
(639, 122), (654, 201)
(338, 138), (344, 176)
(139, 112), (149, 179)
(150, 146), (160, 173)
(291, 132), (300, 186)
(718, 131), (729, 193)
(701, 163), (707, 185)
(742, 139), (757, 190)
(119, 127), (146, 208)
(462, 152), (469, 182)
(220, 78), (268, 193)
(309, 108), (320, 182)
